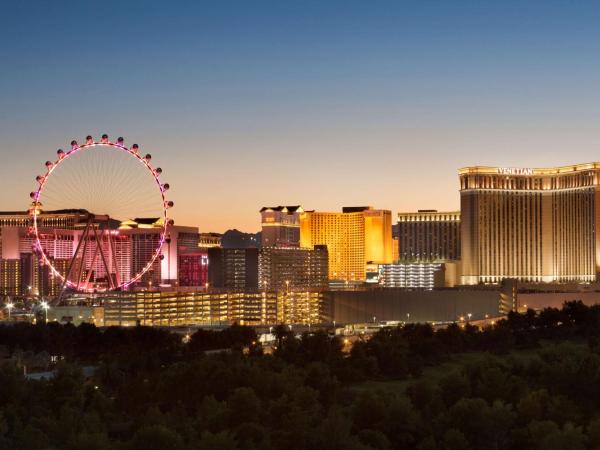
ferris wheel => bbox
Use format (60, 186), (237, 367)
(29, 134), (173, 294)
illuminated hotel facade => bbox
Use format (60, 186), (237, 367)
(259, 246), (329, 291)
(260, 206), (303, 248)
(397, 210), (461, 262)
(0, 211), (203, 296)
(0, 208), (89, 229)
(299, 207), (393, 281)
(460, 164), (600, 285)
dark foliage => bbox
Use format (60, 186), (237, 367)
(1, 301), (600, 449)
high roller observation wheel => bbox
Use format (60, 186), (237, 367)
(29, 134), (174, 292)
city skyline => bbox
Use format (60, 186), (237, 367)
(3, 1), (600, 231)
(6, 3), (600, 449)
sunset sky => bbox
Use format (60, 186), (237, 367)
(2, 1), (600, 232)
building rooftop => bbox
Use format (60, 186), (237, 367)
(260, 206), (304, 213)
(119, 217), (163, 229)
(0, 209), (90, 216)
(342, 206), (372, 213)
(459, 162), (600, 176)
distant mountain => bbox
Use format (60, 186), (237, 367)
(221, 229), (261, 248)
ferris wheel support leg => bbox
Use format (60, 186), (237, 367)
(75, 226), (91, 291)
(84, 232), (101, 291)
(107, 229), (121, 288)
(57, 219), (91, 305)
(92, 225), (114, 291)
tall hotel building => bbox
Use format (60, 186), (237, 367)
(299, 207), (393, 281)
(397, 210), (461, 262)
(460, 164), (600, 284)
(260, 206), (303, 247)
(119, 218), (200, 286)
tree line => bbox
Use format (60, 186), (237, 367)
(1, 301), (600, 449)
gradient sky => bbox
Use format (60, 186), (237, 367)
(2, 1), (600, 232)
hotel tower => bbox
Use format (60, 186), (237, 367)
(300, 207), (393, 281)
(460, 163), (600, 285)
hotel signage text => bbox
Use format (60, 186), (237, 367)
(497, 167), (533, 176)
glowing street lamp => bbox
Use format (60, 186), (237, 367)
(467, 313), (472, 322)
(6, 302), (14, 320)
(41, 301), (49, 323)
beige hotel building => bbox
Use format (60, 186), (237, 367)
(460, 163), (600, 285)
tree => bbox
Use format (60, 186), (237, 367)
(439, 372), (471, 407)
(196, 430), (238, 450)
(442, 428), (469, 450)
(128, 425), (185, 450)
(352, 391), (387, 431)
(228, 387), (261, 425)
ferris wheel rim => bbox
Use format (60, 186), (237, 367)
(30, 137), (170, 293)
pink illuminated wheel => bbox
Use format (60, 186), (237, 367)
(29, 134), (173, 293)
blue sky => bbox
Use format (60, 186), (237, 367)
(2, 1), (600, 231)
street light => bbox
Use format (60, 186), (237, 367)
(6, 302), (14, 320)
(41, 301), (49, 323)
(467, 313), (472, 322)
(407, 313), (410, 322)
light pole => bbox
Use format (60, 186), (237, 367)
(467, 313), (472, 322)
(41, 301), (49, 323)
(407, 313), (410, 323)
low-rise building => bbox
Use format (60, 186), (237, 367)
(100, 289), (329, 326)
(207, 248), (259, 290)
(377, 262), (460, 289)
(259, 246), (328, 291)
